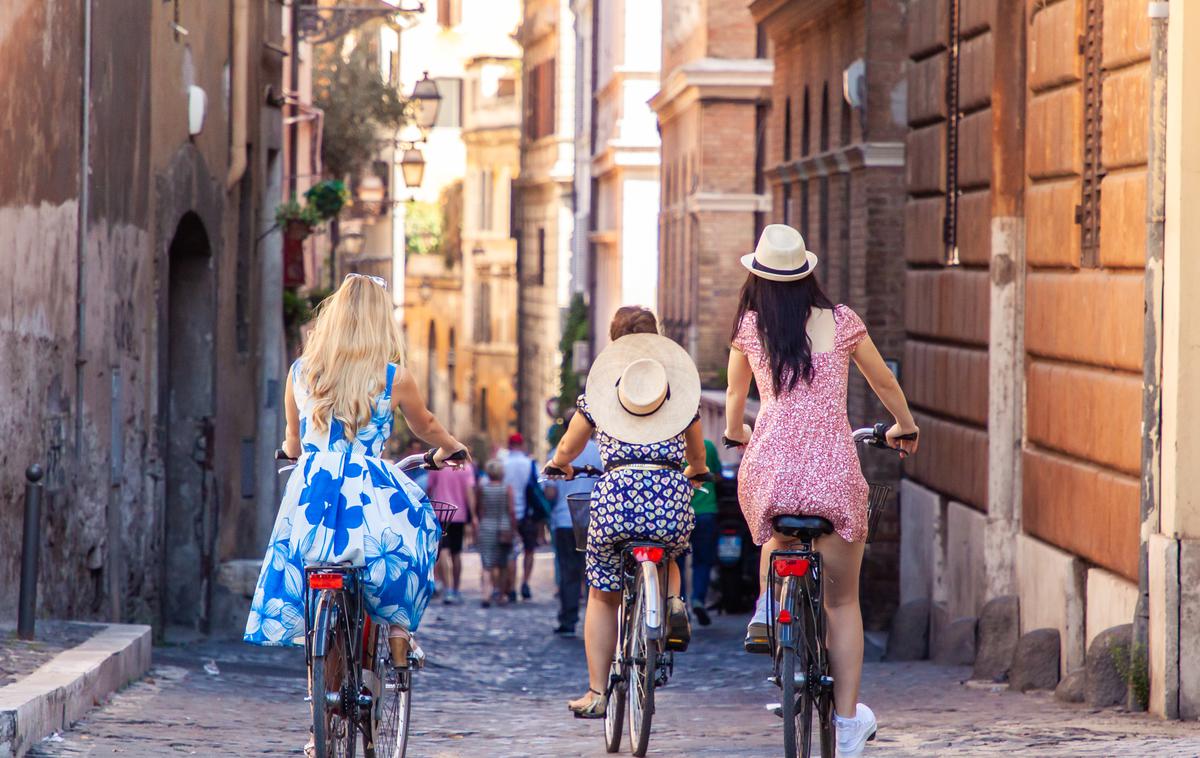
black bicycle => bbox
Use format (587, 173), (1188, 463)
(277, 447), (465, 758)
(550, 464), (710, 757)
(726, 424), (908, 758)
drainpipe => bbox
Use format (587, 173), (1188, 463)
(1134, 0), (1169, 712)
(227, 0), (249, 189)
(74, 0), (93, 456)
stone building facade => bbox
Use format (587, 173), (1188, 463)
(750, 0), (909, 627)
(1, 0), (285, 631)
(515, 0), (576, 459)
(651, 0), (773, 387)
(897, 0), (1200, 719)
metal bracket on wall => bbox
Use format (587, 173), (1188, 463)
(942, 0), (961, 266)
(1078, 0), (1105, 268)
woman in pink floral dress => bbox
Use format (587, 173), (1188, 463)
(724, 225), (919, 757)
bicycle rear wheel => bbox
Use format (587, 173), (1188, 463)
(311, 592), (357, 758)
(603, 658), (626, 753)
(628, 577), (656, 758)
(778, 578), (813, 758)
(370, 631), (412, 758)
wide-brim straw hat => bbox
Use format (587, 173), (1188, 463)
(740, 223), (819, 282)
(586, 333), (702, 445)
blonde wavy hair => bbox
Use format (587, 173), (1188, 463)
(299, 275), (405, 437)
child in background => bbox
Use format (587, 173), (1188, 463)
(475, 459), (517, 607)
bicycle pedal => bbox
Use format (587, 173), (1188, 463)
(744, 638), (771, 655)
(765, 702), (783, 718)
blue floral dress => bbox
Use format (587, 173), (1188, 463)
(578, 396), (696, 592)
(244, 361), (440, 646)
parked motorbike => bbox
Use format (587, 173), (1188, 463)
(712, 477), (760, 615)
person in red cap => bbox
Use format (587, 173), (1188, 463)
(502, 431), (542, 601)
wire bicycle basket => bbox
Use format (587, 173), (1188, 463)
(429, 500), (459, 525)
(566, 493), (592, 552)
(865, 483), (893, 544)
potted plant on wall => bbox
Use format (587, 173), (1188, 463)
(275, 196), (321, 241)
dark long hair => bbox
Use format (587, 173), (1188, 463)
(731, 273), (835, 394)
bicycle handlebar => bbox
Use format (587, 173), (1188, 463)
(723, 423), (917, 452)
(274, 447), (469, 472)
(542, 464), (603, 480)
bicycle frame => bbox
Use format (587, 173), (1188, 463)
(766, 542), (823, 657)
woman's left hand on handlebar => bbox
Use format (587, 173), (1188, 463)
(543, 461), (575, 480)
(886, 422), (920, 457)
(433, 445), (470, 468)
(683, 466), (709, 490)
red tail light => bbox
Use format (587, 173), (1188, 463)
(308, 572), (344, 590)
(773, 557), (810, 577)
(632, 546), (664, 563)
(777, 609), (793, 624)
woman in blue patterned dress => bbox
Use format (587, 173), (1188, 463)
(245, 274), (467, 672)
(547, 307), (711, 718)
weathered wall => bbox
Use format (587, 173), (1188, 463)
(1, 0), (282, 631)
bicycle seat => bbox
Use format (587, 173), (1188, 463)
(772, 515), (834, 540)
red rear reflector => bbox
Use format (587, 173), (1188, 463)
(773, 557), (810, 577)
(632, 546), (665, 563)
(777, 609), (793, 624)
(308, 573), (344, 590)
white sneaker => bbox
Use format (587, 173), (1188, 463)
(834, 703), (876, 757)
(749, 592), (769, 626)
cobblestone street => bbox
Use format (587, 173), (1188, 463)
(24, 553), (1200, 757)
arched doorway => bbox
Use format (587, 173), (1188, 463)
(162, 212), (216, 629)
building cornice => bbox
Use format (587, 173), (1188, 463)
(650, 58), (774, 121)
(767, 142), (905, 183)
(749, 0), (841, 36)
(591, 143), (661, 176)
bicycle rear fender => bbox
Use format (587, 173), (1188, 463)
(639, 561), (663, 640)
(310, 592), (338, 657)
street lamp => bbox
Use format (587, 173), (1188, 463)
(340, 230), (366, 257)
(400, 147), (426, 189)
(410, 72), (442, 133)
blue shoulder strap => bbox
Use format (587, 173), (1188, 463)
(383, 363), (398, 403)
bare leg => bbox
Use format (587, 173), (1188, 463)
(522, 547), (537, 589)
(570, 587), (622, 706)
(451, 552), (463, 593)
(666, 560), (681, 597)
(814, 533), (866, 718)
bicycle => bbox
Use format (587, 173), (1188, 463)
(725, 423), (909, 758)
(277, 447), (466, 758)
(550, 463), (711, 758)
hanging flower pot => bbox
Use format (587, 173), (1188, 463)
(284, 218), (312, 241)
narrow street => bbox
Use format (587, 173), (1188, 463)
(29, 553), (1200, 757)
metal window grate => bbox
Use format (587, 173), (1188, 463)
(1078, 0), (1105, 268)
(942, 0), (961, 266)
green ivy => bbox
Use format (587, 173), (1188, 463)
(548, 293), (590, 446)
(1111, 642), (1150, 710)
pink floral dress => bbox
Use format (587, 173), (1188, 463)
(733, 305), (870, 545)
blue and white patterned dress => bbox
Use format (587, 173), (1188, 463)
(244, 361), (440, 646)
(577, 396), (696, 592)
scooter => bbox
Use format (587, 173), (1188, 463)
(713, 477), (760, 615)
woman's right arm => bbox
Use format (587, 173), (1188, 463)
(391, 369), (467, 463)
(724, 348), (753, 444)
(282, 373), (302, 459)
(851, 336), (920, 456)
(547, 410), (593, 478)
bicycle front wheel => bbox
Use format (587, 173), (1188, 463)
(627, 577), (656, 758)
(311, 592), (357, 758)
(371, 632), (411, 758)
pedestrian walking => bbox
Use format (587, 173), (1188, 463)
(428, 460), (477, 604)
(548, 306), (710, 718)
(543, 434), (602, 637)
(724, 225), (919, 757)
(241, 274), (468, 756)
(475, 459), (517, 607)
(678, 437), (722, 626)
(502, 432), (547, 601)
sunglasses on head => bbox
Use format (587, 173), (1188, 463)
(344, 273), (388, 290)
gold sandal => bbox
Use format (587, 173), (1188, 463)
(568, 688), (607, 719)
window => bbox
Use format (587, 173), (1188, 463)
(820, 83), (830, 152)
(801, 87), (811, 157)
(478, 169), (493, 230)
(525, 59), (557, 140)
(781, 183), (792, 225)
(434, 77), (462, 128)
(800, 180), (810, 239)
(475, 280), (492, 343)
(783, 97), (792, 161)
(436, 0), (460, 28)
(479, 387), (489, 432)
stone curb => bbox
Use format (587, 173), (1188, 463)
(0, 623), (152, 758)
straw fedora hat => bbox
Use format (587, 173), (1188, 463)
(740, 224), (819, 282)
(585, 333), (701, 445)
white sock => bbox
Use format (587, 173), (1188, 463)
(750, 592), (769, 625)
